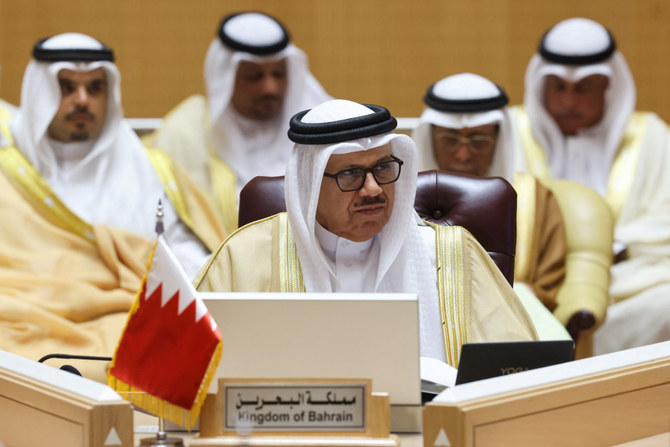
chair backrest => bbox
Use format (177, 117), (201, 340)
(238, 176), (287, 227)
(414, 171), (517, 284)
(238, 170), (517, 285)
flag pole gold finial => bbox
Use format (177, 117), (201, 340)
(155, 199), (165, 236)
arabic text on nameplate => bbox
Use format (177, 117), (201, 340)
(224, 383), (366, 432)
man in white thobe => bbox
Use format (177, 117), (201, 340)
(146, 12), (331, 232)
(510, 18), (670, 354)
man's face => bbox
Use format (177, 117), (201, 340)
(47, 68), (108, 142)
(543, 74), (609, 135)
(316, 145), (396, 242)
(431, 124), (498, 177)
(231, 59), (288, 121)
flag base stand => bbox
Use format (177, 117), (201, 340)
(141, 417), (184, 446)
(140, 432), (184, 446)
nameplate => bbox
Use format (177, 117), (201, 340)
(222, 379), (369, 433)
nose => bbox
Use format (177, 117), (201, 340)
(260, 75), (281, 95)
(453, 143), (473, 161)
(559, 87), (578, 109)
(359, 172), (383, 196)
(73, 85), (89, 106)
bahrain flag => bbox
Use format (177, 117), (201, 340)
(108, 236), (222, 429)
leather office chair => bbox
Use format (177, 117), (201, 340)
(238, 170), (517, 285)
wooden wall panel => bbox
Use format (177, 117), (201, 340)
(1, 0), (669, 121)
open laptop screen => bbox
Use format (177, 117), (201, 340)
(200, 292), (421, 406)
(455, 340), (575, 385)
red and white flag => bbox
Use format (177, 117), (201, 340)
(108, 236), (222, 429)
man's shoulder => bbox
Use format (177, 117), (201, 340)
(222, 212), (285, 247)
(620, 111), (670, 155)
(514, 172), (556, 199)
(420, 221), (478, 243)
(141, 146), (181, 178)
(197, 213), (283, 280)
(163, 94), (208, 121)
(237, 212), (283, 231)
(157, 94), (209, 133)
(514, 171), (539, 185)
(0, 99), (17, 118)
(149, 94), (209, 143)
(507, 105), (532, 132)
(630, 110), (668, 127)
(507, 104), (526, 118)
(422, 221), (505, 267)
(144, 94), (212, 163)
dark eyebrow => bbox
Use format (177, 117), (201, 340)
(376, 156), (394, 164)
(577, 77), (606, 87)
(433, 128), (458, 135)
(337, 157), (394, 173)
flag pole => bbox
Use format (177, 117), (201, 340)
(155, 199), (165, 236)
(139, 199), (185, 447)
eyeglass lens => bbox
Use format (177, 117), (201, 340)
(337, 159), (401, 191)
(439, 133), (495, 153)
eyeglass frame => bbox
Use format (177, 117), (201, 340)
(433, 130), (497, 155)
(323, 155), (404, 192)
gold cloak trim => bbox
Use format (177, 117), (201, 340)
(0, 144), (95, 241)
(513, 172), (537, 281)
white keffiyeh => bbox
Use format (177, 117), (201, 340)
(414, 73), (515, 182)
(10, 33), (208, 277)
(204, 13), (331, 189)
(285, 99), (446, 361)
(523, 18), (635, 195)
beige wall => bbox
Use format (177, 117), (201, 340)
(1, 0), (669, 121)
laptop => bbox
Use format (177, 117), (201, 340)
(454, 340), (575, 385)
(200, 292), (422, 431)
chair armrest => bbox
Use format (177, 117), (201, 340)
(566, 310), (596, 341)
(543, 179), (614, 328)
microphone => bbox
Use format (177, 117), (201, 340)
(37, 353), (112, 377)
(59, 364), (83, 376)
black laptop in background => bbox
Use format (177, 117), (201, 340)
(454, 340), (575, 386)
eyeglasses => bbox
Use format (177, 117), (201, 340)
(323, 155), (404, 192)
(434, 131), (496, 154)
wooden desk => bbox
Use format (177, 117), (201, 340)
(134, 410), (670, 446)
(423, 342), (670, 447)
(135, 343), (670, 446)
(133, 412), (422, 447)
